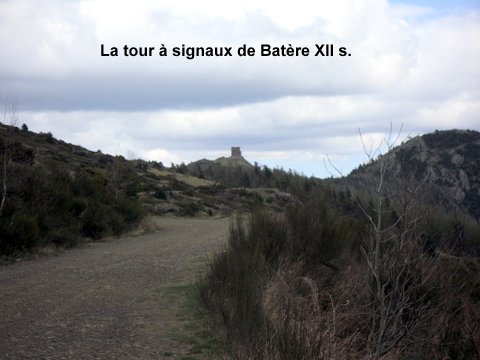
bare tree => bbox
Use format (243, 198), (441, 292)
(0, 98), (19, 216)
(126, 150), (137, 161)
(354, 125), (442, 358)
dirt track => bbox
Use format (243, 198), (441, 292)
(0, 217), (229, 359)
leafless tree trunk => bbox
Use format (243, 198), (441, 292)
(0, 98), (18, 216)
(355, 125), (441, 358)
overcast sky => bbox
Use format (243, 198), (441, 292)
(1, 0), (479, 177)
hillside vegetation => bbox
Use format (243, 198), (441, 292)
(344, 130), (480, 221)
(0, 124), (144, 255)
(2, 122), (480, 358)
(200, 130), (480, 359)
(0, 124), (302, 256)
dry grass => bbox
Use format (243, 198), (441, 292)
(200, 201), (480, 359)
(148, 168), (216, 188)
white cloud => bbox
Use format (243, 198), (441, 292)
(2, 0), (480, 177)
(417, 92), (480, 129)
(141, 148), (183, 165)
(397, 13), (480, 100)
(0, 0), (422, 93)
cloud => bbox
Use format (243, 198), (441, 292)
(2, 0), (480, 177)
(0, 0), (429, 110)
(18, 88), (478, 177)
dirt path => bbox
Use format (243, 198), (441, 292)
(0, 217), (229, 359)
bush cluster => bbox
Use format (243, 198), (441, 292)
(200, 187), (480, 359)
(199, 188), (364, 358)
(0, 143), (143, 255)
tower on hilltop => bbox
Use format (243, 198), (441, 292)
(231, 147), (242, 158)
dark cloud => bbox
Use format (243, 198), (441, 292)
(3, 69), (370, 112)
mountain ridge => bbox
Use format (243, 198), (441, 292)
(342, 129), (480, 221)
(1, 123), (479, 255)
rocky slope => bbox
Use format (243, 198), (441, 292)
(342, 129), (480, 221)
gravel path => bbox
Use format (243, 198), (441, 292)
(0, 217), (229, 359)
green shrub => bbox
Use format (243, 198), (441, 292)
(69, 197), (88, 217)
(0, 135), (145, 255)
(0, 214), (40, 253)
(45, 132), (54, 143)
(107, 210), (127, 236)
(81, 203), (110, 239)
(115, 196), (144, 225)
(178, 200), (200, 216)
(153, 188), (167, 199)
(47, 228), (80, 247)
(200, 214), (270, 358)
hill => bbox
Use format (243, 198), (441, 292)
(186, 146), (253, 187)
(199, 129), (480, 359)
(341, 129), (480, 221)
(212, 146), (253, 168)
(0, 124), (294, 255)
(2, 124), (479, 254)
(0, 124), (145, 254)
(3, 123), (480, 357)
(188, 146), (252, 173)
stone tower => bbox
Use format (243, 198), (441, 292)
(231, 147), (242, 158)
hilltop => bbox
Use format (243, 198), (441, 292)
(341, 129), (480, 221)
(2, 124), (479, 256)
(187, 146), (252, 184)
(0, 124), (294, 255)
(211, 146), (253, 168)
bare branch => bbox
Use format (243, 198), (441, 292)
(323, 154), (344, 177)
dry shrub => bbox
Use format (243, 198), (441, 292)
(199, 190), (480, 359)
(259, 259), (370, 359)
